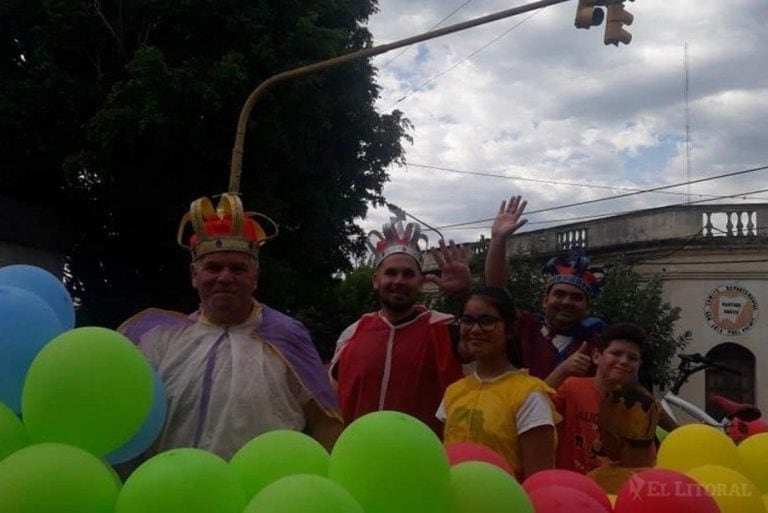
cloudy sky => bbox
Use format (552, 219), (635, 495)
(356, 0), (768, 245)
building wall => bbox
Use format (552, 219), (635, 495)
(647, 252), (766, 419)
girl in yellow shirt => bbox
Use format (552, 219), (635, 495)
(438, 286), (560, 479)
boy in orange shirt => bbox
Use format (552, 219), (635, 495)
(554, 322), (645, 473)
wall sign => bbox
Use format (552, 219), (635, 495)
(704, 285), (759, 336)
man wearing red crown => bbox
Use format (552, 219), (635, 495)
(330, 219), (471, 436)
(485, 195), (607, 387)
(119, 194), (342, 460)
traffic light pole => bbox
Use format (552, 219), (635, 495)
(228, 0), (571, 193)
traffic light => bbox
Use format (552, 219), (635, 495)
(574, 0), (605, 29)
(604, 2), (634, 46)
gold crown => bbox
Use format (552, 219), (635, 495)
(599, 385), (660, 442)
(176, 193), (278, 260)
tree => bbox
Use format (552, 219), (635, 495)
(1, 0), (411, 328)
(591, 258), (684, 389)
(298, 263), (379, 360)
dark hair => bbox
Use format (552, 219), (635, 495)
(597, 322), (646, 352)
(463, 285), (521, 366)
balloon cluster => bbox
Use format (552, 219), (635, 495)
(0, 265), (164, 511)
(2, 265), (768, 512)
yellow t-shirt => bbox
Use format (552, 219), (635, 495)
(442, 369), (560, 475)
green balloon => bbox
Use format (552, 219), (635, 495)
(656, 425), (669, 443)
(116, 448), (247, 513)
(0, 401), (27, 461)
(328, 411), (451, 513)
(22, 327), (153, 457)
(230, 429), (329, 500)
(0, 443), (120, 513)
(450, 462), (533, 513)
(245, 474), (364, 513)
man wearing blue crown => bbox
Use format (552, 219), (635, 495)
(485, 195), (607, 387)
(119, 194), (343, 460)
(331, 219), (471, 436)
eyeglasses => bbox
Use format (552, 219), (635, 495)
(458, 314), (501, 332)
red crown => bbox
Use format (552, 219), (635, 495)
(367, 219), (428, 268)
(176, 193), (278, 260)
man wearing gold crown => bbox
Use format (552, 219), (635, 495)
(119, 194), (343, 460)
(330, 219), (471, 436)
(485, 195), (608, 387)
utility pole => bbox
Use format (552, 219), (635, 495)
(228, 0), (575, 193)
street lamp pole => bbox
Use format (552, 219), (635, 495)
(228, 0), (572, 192)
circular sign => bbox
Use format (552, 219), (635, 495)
(703, 285), (759, 336)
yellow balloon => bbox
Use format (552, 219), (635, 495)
(686, 464), (766, 513)
(738, 433), (768, 494)
(657, 424), (742, 473)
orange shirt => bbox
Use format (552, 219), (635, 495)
(554, 377), (602, 473)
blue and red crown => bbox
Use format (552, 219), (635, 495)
(543, 254), (604, 298)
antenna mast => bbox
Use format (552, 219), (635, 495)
(685, 42), (691, 203)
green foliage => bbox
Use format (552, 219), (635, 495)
(591, 258), (684, 389)
(296, 264), (378, 361)
(1, 0), (411, 328)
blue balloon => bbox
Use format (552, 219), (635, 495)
(106, 370), (167, 464)
(0, 264), (75, 330)
(0, 286), (64, 412)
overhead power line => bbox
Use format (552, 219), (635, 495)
(388, 9), (541, 108)
(378, 0), (477, 70)
(406, 162), (768, 201)
(430, 163), (768, 230)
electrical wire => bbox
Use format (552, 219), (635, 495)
(431, 163), (768, 230)
(377, 0), (478, 70)
(406, 162), (768, 201)
(387, 9), (541, 108)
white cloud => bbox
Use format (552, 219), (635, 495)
(357, 0), (768, 247)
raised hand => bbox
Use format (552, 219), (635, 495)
(491, 195), (528, 240)
(424, 239), (471, 294)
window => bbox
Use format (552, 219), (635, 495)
(705, 342), (755, 420)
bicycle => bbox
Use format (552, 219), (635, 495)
(659, 352), (767, 443)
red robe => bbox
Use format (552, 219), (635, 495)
(334, 307), (463, 436)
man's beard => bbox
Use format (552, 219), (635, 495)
(380, 292), (417, 313)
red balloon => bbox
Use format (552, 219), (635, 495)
(445, 443), (515, 477)
(524, 469), (612, 512)
(613, 468), (719, 513)
(529, 485), (609, 513)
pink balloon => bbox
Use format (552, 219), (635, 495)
(524, 469), (612, 512)
(529, 485), (609, 513)
(445, 443), (515, 477)
(613, 469), (719, 513)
